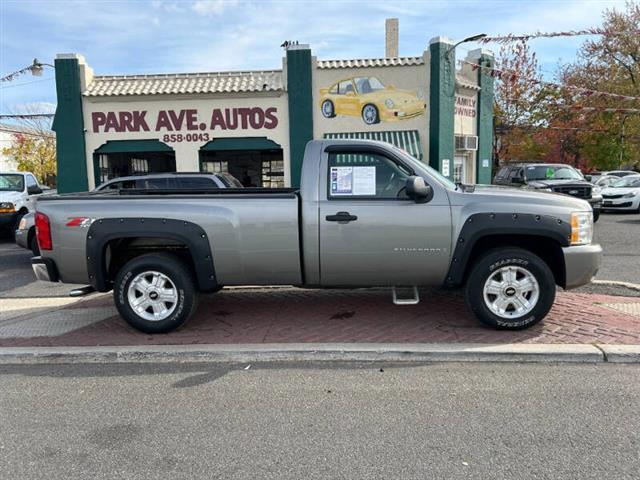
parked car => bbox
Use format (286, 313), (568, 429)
(319, 76), (426, 125)
(601, 175), (640, 212)
(33, 140), (601, 334)
(601, 170), (638, 178)
(15, 212), (39, 255)
(493, 163), (603, 221)
(0, 171), (47, 233)
(593, 175), (622, 188)
(94, 172), (243, 191)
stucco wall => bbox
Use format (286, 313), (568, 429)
(82, 92), (290, 188)
(311, 55), (430, 159)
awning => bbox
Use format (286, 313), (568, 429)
(323, 130), (423, 161)
(200, 137), (281, 152)
(94, 139), (173, 154)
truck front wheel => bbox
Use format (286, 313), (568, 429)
(465, 248), (555, 330)
(114, 253), (198, 334)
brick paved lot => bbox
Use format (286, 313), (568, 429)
(1, 287), (638, 347)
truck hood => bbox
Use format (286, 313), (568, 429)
(525, 179), (590, 188)
(450, 184), (591, 211)
(0, 191), (23, 204)
(602, 186), (640, 195)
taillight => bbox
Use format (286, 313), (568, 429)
(35, 212), (52, 251)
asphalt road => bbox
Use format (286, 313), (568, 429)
(592, 212), (640, 284)
(0, 361), (638, 479)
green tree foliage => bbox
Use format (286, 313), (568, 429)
(494, 1), (640, 171)
(2, 132), (56, 186)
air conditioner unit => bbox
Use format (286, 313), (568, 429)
(455, 135), (478, 151)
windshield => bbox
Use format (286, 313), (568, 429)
(390, 145), (457, 190)
(354, 76), (386, 94)
(524, 165), (583, 181)
(612, 176), (640, 188)
(0, 174), (24, 192)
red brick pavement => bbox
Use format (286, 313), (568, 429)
(2, 287), (639, 347)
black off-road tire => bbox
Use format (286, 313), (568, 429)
(465, 247), (556, 330)
(593, 210), (600, 222)
(113, 253), (198, 334)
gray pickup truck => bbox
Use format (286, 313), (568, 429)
(33, 139), (602, 333)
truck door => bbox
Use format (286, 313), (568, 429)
(319, 148), (452, 286)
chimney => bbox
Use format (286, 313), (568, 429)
(385, 18), (399, 57)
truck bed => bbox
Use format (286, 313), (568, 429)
(36, 190), (303, 286)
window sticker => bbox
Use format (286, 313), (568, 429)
(330, 166), (376, 196)
(330, 166), (353, 195)
(352, 166), (376, 195)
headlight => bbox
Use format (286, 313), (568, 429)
(0, 202), (15, 213)
(623, 191), (637, 198)
(385, 99), (395, 109)
(570, 211), (593, 246)
(18, 217), (28, 229)
(541, 188), (553, 192)
(592, 186), (601, 195)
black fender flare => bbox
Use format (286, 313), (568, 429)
(86, 217), (217, 292)
(445, 212), (571, 286)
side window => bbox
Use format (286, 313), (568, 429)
(176, 177), (217, 189)
(337, 80), (354, 95)
(139, 178), (170, 189)
(26, 175), (37, 188)
(104, 181), (122, 191)
(508, 168), (521, 179)
(327, 152), (412, 200)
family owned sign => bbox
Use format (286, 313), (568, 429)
(91, 107), (279, 133)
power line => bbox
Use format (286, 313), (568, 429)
(0, 77), (55, 89)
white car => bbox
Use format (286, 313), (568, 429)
(601, 175), (640, 212)
(0, 172), (46, 232)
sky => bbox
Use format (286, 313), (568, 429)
(0, 0), (631, 115)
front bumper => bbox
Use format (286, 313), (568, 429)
(31, 256), (59, 283)
(588, 195), (602, 211)
(14, 227), (29, 249)
(562, 244), (602, 290)
(0, 211), (18, 227)
(602, 197), (639, 210)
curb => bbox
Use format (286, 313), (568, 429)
(597, 344), (640, 363)
(0, 343), (619, 365)
(592, 279), (640, 291)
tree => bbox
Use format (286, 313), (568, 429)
(557, 1), (640, 170)
(2, 131), (56, 185)
(493, 41), (551, 167)
(1, 104), (56, 185)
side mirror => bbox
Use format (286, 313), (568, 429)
(28, 186), (43, 195)
(406, 176), (431, 203)
(584, 174), (592, 182)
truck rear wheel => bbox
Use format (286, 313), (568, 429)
(464, 248), (555, 330)
(114, 253), (198, 334)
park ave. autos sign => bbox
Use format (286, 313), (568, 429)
(91, 107), (279, 134)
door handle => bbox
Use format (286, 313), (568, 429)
(325, 211), (358, 223)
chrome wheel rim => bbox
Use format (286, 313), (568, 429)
(363, 105), (377, 124)
(322, 100), (333, 117)
(127, 271), (178, 322)
(483, 266), (539, 319)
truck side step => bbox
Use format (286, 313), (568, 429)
(69, 285), (96, 297)
(392, 286), (420, 305)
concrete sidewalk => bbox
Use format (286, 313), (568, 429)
(0, 286), (638, 348)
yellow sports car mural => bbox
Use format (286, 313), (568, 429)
(319, 76), (426, 125)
